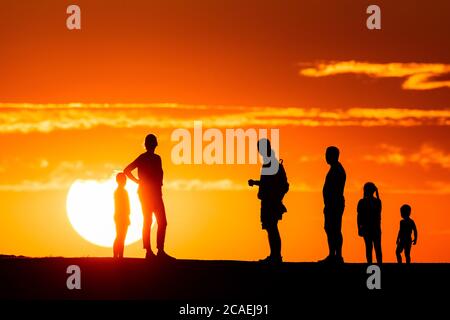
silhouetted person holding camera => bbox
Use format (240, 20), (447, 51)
(113, 172), (130, 258)
(320, 146), (346, 264)
(357, 182), (382, 264)
(124, 134), (174, 261)
(248, 139), (289, 264)
(396, 204), (417, 264)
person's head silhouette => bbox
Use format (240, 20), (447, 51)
(325, 146), (340, 165)
(401, 204), (411, 219)
(257, 138), (272, 159)
(145, 134), (158, 153)
(363, 182), (379, 199)
(116, 172), (127, 187)
(257, 138), (279, 174)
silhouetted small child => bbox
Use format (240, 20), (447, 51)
(396, 204), (417, 264)
(113, 173), (130, 258)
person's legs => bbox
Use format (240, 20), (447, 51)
(334, 212), (343, 259)
(113, 224), (120, 258)
(267, 222), (281, 259)
(364, 236), (373, 264)
(142, 213), (152, 250)
(154, 196), (167, 253)
(373, 231), (383, 264)
(324, 214), (334, 258)
(140, 195), (155, 259)
(113, 239), (118, 258)
(405, 242), (412, 264)
(118, 225), (128, 258)
(396, 243), (403, 263)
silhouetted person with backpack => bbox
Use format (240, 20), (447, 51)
(320, 146), (346, 264)
(124, 134), (174, 261)
(396, 204), (417, 264)
(113, 172), (130, 258)
(248, 138), (289, 264)
(357, 182), (382, 264)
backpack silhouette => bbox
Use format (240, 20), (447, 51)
(276, 159), (289, 201)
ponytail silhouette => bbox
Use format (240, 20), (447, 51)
(363, 182), (378, 199)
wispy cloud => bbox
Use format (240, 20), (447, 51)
(2, 175), (448, 195)
(0, 161), (117, 192)
(0, 103), (448, 134)
(0, 158), (249, 192)
(386, 181), (450, 195)
(0, 179), (72, 192)
(0, 178), (246, 192)
(364, 144), (406, 165)
(299, 61), (450, 90)
(364, 144), (450, 169)
(298, 155), (321, 163)
(0, 158), (446, 195)
(164, 179), (246, 191)
(165, 180), (317, 193)
(0, 158), (318, 193)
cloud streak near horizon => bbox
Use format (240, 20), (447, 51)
(299, 61), (450, 90)
(0, 159), (448, 195)
(1, 177), (448, 195)
(0, 103), (449, 133)
(364, 144), (450, 169)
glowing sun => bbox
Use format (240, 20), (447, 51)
(66, 176), (143, 247)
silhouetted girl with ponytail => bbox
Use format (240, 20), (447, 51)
(357, 182), (382, 264)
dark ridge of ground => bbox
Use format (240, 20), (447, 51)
(0, 257), (448, 301)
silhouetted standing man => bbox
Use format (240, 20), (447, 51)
(248, 139), (289, 264)
(124, 134), (174, 261)
(321, 146), (346, 264)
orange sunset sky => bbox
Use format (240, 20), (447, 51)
(0, 0), (449, 262)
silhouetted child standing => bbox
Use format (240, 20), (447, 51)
(357, 182), (382, 264)
(113, 172), (130, 258)
(396, 204), (417, 264)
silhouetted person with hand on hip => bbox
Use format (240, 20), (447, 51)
(396, 204), (417, 264)
(124, 134), (174, 261)
(320, 146), (346, 264)
(113, 172), (130, 258)
(248, 138), (289, 264)
(357, 182), (382, 264)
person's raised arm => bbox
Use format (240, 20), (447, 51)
(124, 158), (140, 184)
(412, 221), (418, 245)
